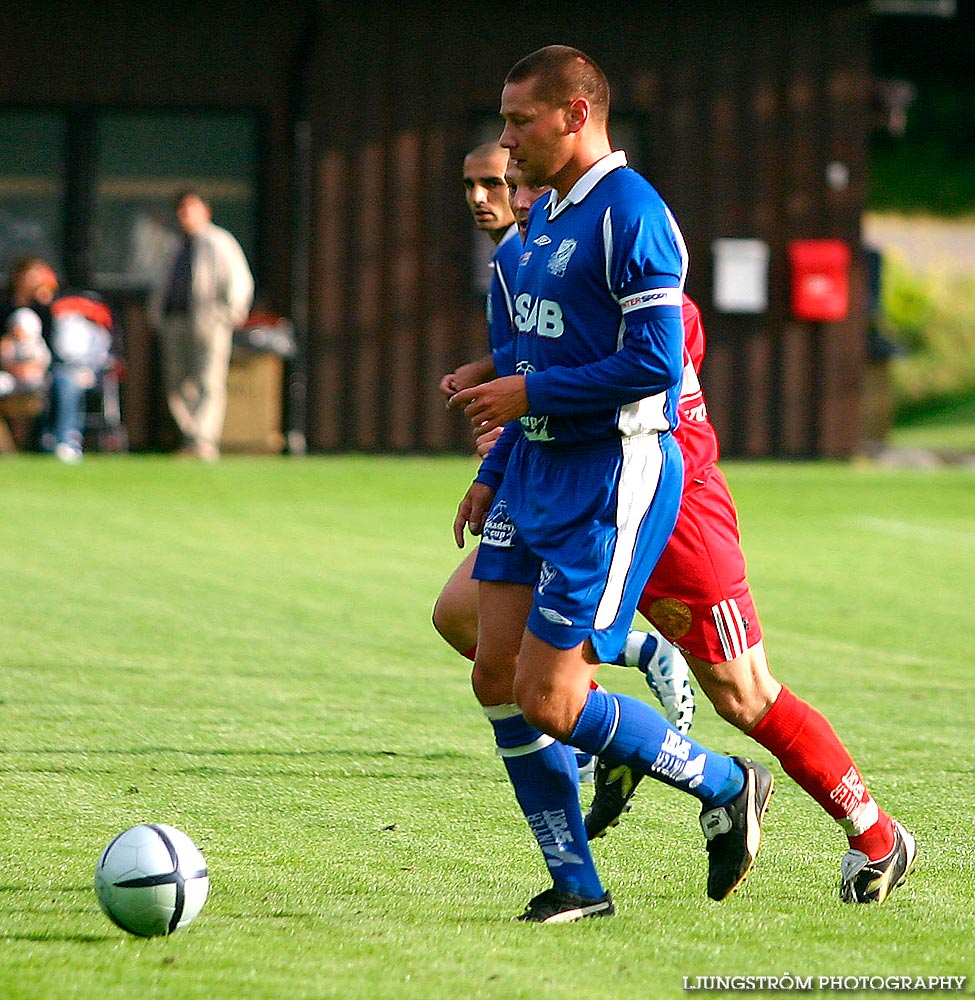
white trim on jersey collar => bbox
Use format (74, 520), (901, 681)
(495, 222), (519, 251)
(546, 150), (628, 220)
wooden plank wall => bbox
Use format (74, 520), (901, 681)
(2, 0), (872, 457)
(302, 0), (872, 456)
(0, 0), (307, 451)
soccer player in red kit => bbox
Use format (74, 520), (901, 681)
(588, 295), (917, 905)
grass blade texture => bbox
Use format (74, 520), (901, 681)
(0, 455), (972, 1000)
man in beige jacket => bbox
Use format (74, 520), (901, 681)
(148, 190), (254, 460)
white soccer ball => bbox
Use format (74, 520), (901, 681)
(94, 823), (209, 937)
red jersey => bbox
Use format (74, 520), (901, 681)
(639, 294), (762, 663)
(676, 295), (719, 485)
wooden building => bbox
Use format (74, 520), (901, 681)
(1, 0), (875, 457)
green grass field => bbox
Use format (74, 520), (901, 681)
(0, 455), (972, 1000)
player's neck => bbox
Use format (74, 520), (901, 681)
(489, 224), (513, 246)
(550, 138), (613, 201)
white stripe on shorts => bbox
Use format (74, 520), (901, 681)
(711, 599), (748, 661)
(594, 434), (662, 632)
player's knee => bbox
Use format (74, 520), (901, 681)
(471, 660), (511, 708)
(430, 597), (452, 644)
(519, 700), (569, 741)
(431, 595), (476, 656)
(514, 682), (577, 742)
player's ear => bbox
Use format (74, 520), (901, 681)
(564, 97), (589, 134)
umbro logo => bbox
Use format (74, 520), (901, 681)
(533, 235), (552, 246)
(538, 607), (573, 626)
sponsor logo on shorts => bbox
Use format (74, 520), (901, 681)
(481, 500), (515, 548)
(647, 598), (693, 640)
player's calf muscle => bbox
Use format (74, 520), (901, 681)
(688, 645), (780, 730)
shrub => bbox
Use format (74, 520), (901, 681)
(880, 249), (975, 418)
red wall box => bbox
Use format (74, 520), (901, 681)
(788, 239), (851, 322)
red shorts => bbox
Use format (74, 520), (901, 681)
(638, 467), (762, 664)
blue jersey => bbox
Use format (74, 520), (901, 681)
(486, 225), (520, 367)
(511, 151), (686, 448)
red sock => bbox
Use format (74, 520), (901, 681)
(749, 687), (894, 860)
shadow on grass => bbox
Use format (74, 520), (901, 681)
(0, 886), (116, 944)
(0, 747), (465, 761)
(0, 932), (114, 944)
(0, 746), (471, 779)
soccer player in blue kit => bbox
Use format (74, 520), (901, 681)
(448, 45), (773, 922)
(437, 148), (695, 736)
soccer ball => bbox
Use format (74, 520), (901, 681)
(94, 824), (209, 937)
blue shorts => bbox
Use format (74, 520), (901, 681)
(473, 431), (683, 663)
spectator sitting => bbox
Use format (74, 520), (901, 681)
(0, 306), (52, 453)
(0, 306), (51, 397)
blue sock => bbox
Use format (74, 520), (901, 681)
(570, 690), (744, 807)
(486, 705), (605, 899)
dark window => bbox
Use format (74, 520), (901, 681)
(0, 110), (66, 275)
(0, 108), (258, 291)
(94, 111), (258, 289)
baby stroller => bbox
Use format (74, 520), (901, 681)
(45, 291), (128, 458)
